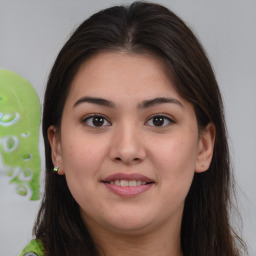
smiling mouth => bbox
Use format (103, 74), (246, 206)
(102, 180), (154, 187)
(101, 173), (155, 196)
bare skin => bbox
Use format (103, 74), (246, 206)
(49, 52), (215, 256)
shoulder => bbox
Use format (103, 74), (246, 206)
(19, 239), (45, 256)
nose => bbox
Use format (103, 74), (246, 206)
(109, 123), (146, 165)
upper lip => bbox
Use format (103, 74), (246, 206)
(102, 173), (154, 183)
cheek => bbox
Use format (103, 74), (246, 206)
(150, 134), (198, 194)
(61, 133), (108, 178)
(153, 136), (197, 170)
(60, 134), (109, 207)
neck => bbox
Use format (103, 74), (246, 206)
(86, 216), (183, 256)
(98, 233), (182, 256)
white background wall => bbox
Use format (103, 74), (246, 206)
(0, 0), (255, 255)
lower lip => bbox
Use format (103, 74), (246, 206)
(103, 182), (154, 197)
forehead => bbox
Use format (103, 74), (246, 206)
(68, 51), (182, 102)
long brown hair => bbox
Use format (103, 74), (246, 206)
(35, 2), (247, 255)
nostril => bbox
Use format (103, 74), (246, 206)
(114, 157), (142, 163)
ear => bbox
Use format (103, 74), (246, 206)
(195, 122), (216, 173)
(48, 125), (65, 175)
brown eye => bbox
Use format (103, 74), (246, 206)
(92, 116), (104, 126)
(83, 115), (111, 127)
(152, 116), (164, 126)
(146, 115), (174, 127)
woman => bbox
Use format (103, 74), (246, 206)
(20, 2), (246, 256)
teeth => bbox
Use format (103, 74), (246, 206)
(108, 180), (148, 187)
(120, 180), (129, 187)
(114, 180), (120, 186)
(128, 180), (136, 187)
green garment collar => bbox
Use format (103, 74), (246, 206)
(19, 240), (44, 256)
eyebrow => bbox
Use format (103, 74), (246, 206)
(73, 96), (115, 108)
(73, 96), (183, 109)
(139, 97), (183, 109)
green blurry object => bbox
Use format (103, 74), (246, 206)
(0, 69), (41, 200)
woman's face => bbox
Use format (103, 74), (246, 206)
(49, 52), (214, 236)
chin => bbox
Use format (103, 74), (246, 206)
(102, 211), (157, 235)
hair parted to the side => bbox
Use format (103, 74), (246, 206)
(35, 2), (247, 255)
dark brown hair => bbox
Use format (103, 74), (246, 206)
(35, 2), (246, 255)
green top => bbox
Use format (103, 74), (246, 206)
(19, 240), (44, 256)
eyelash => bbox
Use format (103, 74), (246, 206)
(82, 114), (111, 127)
(145, 115), (175, 127)
(81, 114), (175, 128)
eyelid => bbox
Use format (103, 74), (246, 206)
(145, 114), (175, 127)
(81, 114), (111, 127)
